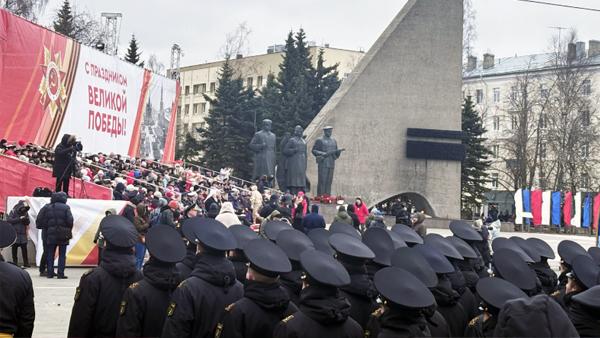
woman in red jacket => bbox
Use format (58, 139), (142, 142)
(354, 197), (369, 225)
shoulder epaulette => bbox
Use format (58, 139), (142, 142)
(468, 316), (479, 327)
(177, 280), (187, 288)
(224, 303), (235, 312)
(370, 307), (384, 318)
(551, 290), (561, 297)
(82, 269), (94, 278)
(281, 314), (294, 323)
(129, 282), (140, 289)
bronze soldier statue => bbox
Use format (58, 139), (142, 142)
(311, 126), (344, 196)
(282, 126), (307, 194)
(249, 119), (276, 180)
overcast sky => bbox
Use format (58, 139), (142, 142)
(38, 0), (600, 68)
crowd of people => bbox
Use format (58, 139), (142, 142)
(2, 195), (600, 337)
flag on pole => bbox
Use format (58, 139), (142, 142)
(551, 191), (562, 226)
(523, 189), (532, 225)
(571, 192), (582, 228)
(514, 189), (523, 225)
(593, 194), (600, 230)
(582, 193), (591, 228)
(564, 191), (573, 227)
(541, 190), (551, 225)
(531, 189), (542, 226)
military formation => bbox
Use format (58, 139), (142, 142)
(1, 216), (600, 337)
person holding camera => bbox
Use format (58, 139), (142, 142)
(53, 134), (81, 194)
(7, 200), (31, 268)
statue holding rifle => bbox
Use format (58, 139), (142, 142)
(311, 126), (344, 196)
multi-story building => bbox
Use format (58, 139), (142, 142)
(176, 44), (364, 149)
(463, 40), (600, 213)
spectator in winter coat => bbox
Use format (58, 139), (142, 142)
(113, 182), (126, 200)
(133, 204), (149, 270)
(333, 205), (353, 226)
(207, 204), (220, 219)
(35, 192), (73, 278)
(7, 200), (31, 267)
(216, 202), (240, 227)
(368, 211), (386, 229)
(346, 205), (361, 231)
(354, 197), (369, 225)
(159, 200), (179, 228)
(249, 185), (263, 223)
(412, 213), (427, 237)
(301, 205), (326, 233)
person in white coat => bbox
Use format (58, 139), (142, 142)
(216, 202), (241, 228)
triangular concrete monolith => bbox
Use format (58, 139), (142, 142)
(305, 0), (464, 219)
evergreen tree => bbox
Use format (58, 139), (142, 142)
(461, 96), (492, 218)
(53, 0), (75, 38)
(125, 35), (144, 67)
(258, 73), (281, 129)
(176, 132), (202, 162)
(312, 48), (341, 115)
(198, 59), (256, 178)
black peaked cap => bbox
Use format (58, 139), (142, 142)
(329, 233), (375, 260)
(0, 221), (17, 248)
(493, 248), (537, 291)
(525, 237), (555, 259)
(571, 254), (600, 290)
(492, 238), (534, 263)
(447, 236), (478, 259)
(588, 247), (600, 266)
(229, 224), (258, 250)
(558, 240), (590, 265)
(476, 277), (527, 310)
(362, 227), (395, 266)
(374, 267), (435, 308)
(263, 220), (293, 241)
(145, 225), (186, 263)
(100, 215), (138, 248)
(572, 285), (600, 309)
(244, 238), (292, 275)
(391, 247), (438, 287)
(449, 220), (482, 242)
(391, 224), (423, 244)
(329, 221), (361, 239)
(424, 233), (463, 260)
(387, 229), (408, 249)
(413, 243), (455, 274)
(181, 218), (199, 242)
(300, 249), (350, 287)
(510, 237), (541, 263)
(276, 229), (315, 262)
(307, 228), (335, 255)
(187, 217), (236, 251)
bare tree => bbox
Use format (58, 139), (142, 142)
(463, 0), (477, 60)
(219, 22), (252, 59)
(1, 0), (49, 22)
(146, 54), (166, 75)
(72, 11), (106, 46)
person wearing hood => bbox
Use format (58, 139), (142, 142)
(273, 249), (362, 338)
(333, 205), (353, 226)
(346, 204), (361, 231)
(249, 185), (263, 223)
(7, 200), (31, 268)
(301, 205), (326, 233)
(35, 192), (73, 279)
(329, 233), (378, 329)
(161, 218), (244, 338)
(353, 197), (369, 226)
(216, 202), (240, 228)
(116, 225), (185, 337)
(0, 221), (35, 337)
(113, 182), (126, 200)
(68, 215), (143, 337)
(53, 133), (77, 193)
(217, 238), (298, 338)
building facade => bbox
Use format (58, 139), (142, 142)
(176, 45), (364, 150)
(463, 40), (600, 212)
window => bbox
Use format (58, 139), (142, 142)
(177, 106), (181, 114)
(539, 114), (546, 129)
(582, 80), (591, 96)
(200, 83), (207, 93)
(257, 76), (263, 87)
(492, 145), (500, 158)
(491, 173), (499, 188)
(210, 82), (216, 92)
(184, 104), (190, 115)
(247, 77), (254, 88)
(511, 115), (518, 129)
(581, 143), (589, 158)
(184, 86), (190, 95)
(193, 103), (199, 115)
(581, 173), (590, 188)
(201, 102), (207, 113)
(183, 123), (189, 132)
(493, 88), (500, 103)
(476, 89), (483, 104)
(581, 110), (590, 126)
(193, 84), (200, 94)
(510, 86), (518, 100)
(540, 85), (549, 99)
(492, 116), (500, 131)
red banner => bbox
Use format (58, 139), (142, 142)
(0, 155), (112, 212)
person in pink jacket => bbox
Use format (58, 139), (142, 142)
(354, 197), (369, 225)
